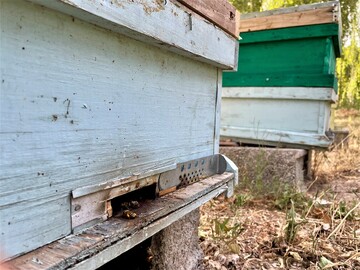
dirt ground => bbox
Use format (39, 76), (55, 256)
(199, 109), (360, 270)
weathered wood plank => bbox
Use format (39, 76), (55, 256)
(6, 173), (234, 270)
(240, 5), (338, 32)
(70, 185), (228, 270)
(72, 164), (175, 198)
(176, 0), (240, 38)
(241, 1), (339, 20)
(26, 0), (238, 69)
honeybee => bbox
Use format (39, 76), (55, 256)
(129, 200), (140, 209)
(122, 209), (137, 219)
(121, 200), (140, 210)
(146, 247), (154, 263)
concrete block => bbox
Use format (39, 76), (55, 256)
(220, 147), (308, 190)
(151, 209), (203, 270)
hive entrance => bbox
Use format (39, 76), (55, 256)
(109, 184), (157, 218)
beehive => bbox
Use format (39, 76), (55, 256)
(221, 1), (341, 148)
(0, 0), (239, 263)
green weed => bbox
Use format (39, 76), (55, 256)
(234, 193), (252, 207)
(284, 200), (304, 244)
(211, 217), (244, 246)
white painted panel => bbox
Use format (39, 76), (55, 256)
(220, 87), (335, 148)
(26, 0), (238, 70)
(214, 69), (222, 154)
(221, 98), (321, 132)
(0, 0), (219, 259)
(221, 127), (332, 148)
(0, 196), (71, 261)
(323, 104), (332, 131)
(222, 87), (337, 102)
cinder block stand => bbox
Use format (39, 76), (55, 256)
(220, 147), (308, 190)
(151, 209), (203, 270)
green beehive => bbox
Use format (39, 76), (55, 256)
(223, 24), (340, 90)
(221, 1), (341, 148)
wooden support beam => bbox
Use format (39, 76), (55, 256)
(176, 0), (240, 38)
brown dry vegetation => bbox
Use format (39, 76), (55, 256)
(199, 109), (360, 270)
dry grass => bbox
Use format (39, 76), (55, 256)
(310, 108), (360, 203)
(199, 109), (360, 270)
(200, 197), (360, 269)
(312, 109), (360, 182)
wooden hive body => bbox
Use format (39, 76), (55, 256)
(0, 0), (239, 262)
(221, 1), (341, 148)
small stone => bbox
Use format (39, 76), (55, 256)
(215, 254), (226, 265)
(226, 254), (240, 264)
(289, 251), (303, 262)
(208, 260), (222, 270)
(322, 223), (331, 231)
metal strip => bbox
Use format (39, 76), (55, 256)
(158, 154), (226, 191)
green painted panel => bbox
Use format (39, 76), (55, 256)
(239, 24), (340, 57)
(223, 74), (336, 87)
(224, 24), (340, 90)
(236, 38), (327, 75)
(324, 37), (336, 75)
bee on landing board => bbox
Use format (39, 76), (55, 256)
(122, 209), (137, 219)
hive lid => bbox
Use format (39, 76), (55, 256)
(177, 0), (240, 38)
(238, 1), (342, 57)
(240, 1), (341, 33)
(27, 0), (240, 70)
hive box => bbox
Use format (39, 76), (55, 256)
(0, 0), (239, 262)
(221, 1), (341, 148)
